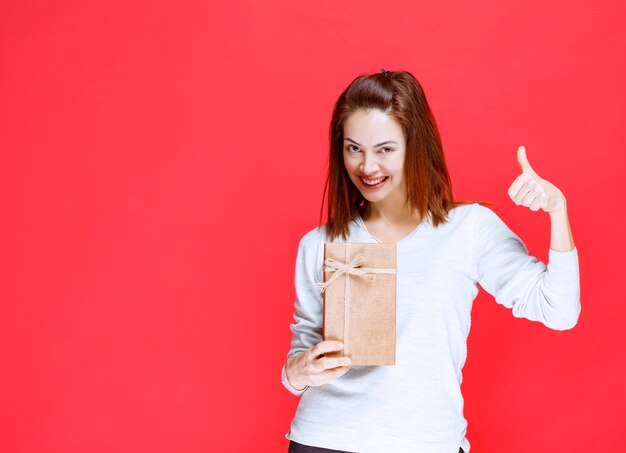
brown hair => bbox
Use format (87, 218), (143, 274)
(319, 69), (492, 241)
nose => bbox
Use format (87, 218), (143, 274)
(361, 151), (380, 175)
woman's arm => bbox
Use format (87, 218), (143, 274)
(281, 228), (325, 396)
(473, 204), (580, 331)
(549, 201), (575, 252)
(472, 146), (580, 331)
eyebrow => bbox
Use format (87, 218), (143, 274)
(344, 138), (398, 147)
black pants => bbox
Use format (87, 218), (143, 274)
(288, 439), (465, 453)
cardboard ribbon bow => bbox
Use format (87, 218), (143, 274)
(316, 252), (396, 293)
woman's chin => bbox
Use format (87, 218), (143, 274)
(361, 193), (386, 203)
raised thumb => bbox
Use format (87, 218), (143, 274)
(517, 145), (535, 174)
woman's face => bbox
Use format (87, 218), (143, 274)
(342, 109), (407, 205)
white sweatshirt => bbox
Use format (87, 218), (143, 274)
(281, 202), (580, 453)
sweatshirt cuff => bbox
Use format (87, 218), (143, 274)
(548, 246), (579, 270)
(545, 245), (580, 301)
(281, 363), (308, 396)
(548, 245), (578, 256)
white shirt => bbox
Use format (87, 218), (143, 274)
(281, 202), (580, 453)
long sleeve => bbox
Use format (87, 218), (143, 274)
(281, 229), (324, 396)
(472, 204), (581, 331)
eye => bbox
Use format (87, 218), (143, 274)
(346, 145), (360, 153)
(380, 147), (394, 153)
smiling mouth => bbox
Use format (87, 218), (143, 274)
(360, 176), (389, 187)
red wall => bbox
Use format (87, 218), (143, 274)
(1, 0), (624, 451)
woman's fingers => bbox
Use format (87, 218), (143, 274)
(301, 340), (352, 386)
(311, 340), (344, 358)
(507, 172), (532, 201)
(528, 196), (545, 211)
(509, 146), (566, 214)
(320, 356), (352, 370)
(509, 173), (547, 207)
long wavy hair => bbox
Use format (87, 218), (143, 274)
(320, 69), (491, 242)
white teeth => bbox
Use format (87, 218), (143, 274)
(361, 177), (386, 185)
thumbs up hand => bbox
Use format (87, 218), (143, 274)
(507, 146), (566, 214)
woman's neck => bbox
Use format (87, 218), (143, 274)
(360, 202), (422, 225)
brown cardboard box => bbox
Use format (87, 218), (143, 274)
(317, 242), (397, 365)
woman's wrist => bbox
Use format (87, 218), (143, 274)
(286, 355), (308, 391)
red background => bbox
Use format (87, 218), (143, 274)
(1, 1), (624, 452)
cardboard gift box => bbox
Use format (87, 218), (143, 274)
(317, 242), (397, 366)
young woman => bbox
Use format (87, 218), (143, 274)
(281, 69), (580, 453)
